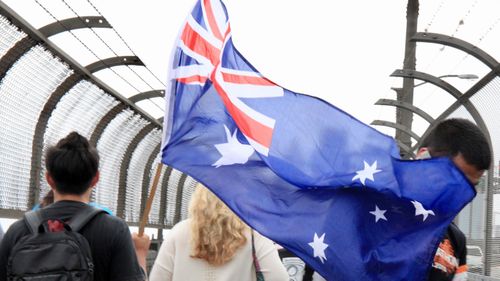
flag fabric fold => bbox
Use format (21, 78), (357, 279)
(161, 0), (476, 280)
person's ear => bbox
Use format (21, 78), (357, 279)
(416, 148), (431, 159)
(46, 172), (56, 189)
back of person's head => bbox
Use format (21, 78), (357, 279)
(45, 132), (99, 195)
(189, 184), (248, 266)
(420, 118), (491, 170)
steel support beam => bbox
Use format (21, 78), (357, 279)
(394, 69), (493, 152)
(89, 103), (127, 146)
(158, 166), (173, 230)
(391, 69), (463, 99)
(173, 174), (188, 224)
(39, 16), (110, 37)
(28, 73), (83, 208)
(85, 56), (143, 73)
(412, 32), (498, 69)
(140, 144), (161, 221)
(129, 90), (165, 103)
(375, 98), (435, 124)
(116, 123), (156, 218)
(395, 140), (416, 159)
(371, 120), (421, 142)
(0, 37), (37, 81)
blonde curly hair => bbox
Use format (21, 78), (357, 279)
(189, 184), (248, 265)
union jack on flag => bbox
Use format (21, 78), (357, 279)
(164, 0), (282, 156)
(161, 0), (476, 280)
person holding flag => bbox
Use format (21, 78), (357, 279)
(159, 0), (488, 279)
(415, 118), (491, 281)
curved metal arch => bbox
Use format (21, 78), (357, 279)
(129, 90), (165, 103)
(391, 69), (463, 99)
(28, 73), (83, 208)
(39, 16), (111, 37)
(85, 56), (144, 73)
(158, 166), (173, 229)
(89, 103), (127, 146)
(173, 174), (188, 224)
(415, 67), (499, 149)
(412, 32), (499, 69)
(395, 140), (416, 159)
(371, 120), (421, 142)
(375, 98), (435, 124)
(116, 123), (157, 218)
(0, 2), (159, 126)
(0, 37), (37, 82)
(392, 69), (493, 151)
(140, 143), (161, 221)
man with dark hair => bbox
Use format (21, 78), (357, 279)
(0, 132), (149, 281)
(418, 119), (492, 281)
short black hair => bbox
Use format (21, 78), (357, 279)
(420, 118), (491, 170)
(45, 132), (99, 195)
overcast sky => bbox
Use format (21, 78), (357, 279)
(91, 0), (407, 127)
(4, 0), (499, 137)
(89, 0), (500, 138)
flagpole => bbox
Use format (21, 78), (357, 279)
(138, 162), (163, 236)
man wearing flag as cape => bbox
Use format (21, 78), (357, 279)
(158, 0), (491, 279)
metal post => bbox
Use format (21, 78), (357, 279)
(397, 0), (419, 159)
(485, 169), (494, 275)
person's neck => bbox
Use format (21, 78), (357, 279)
(53, 192), (90, 204)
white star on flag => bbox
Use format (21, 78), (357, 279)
(308, 233), (328, 264)
(212, 125), (254, 168)
(352, 160), (382, 185)
(369, 205), (387, 223)
(411, 200), (435, 221)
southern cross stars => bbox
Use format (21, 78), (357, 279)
(308, 233), (328, 264)
(370, 205), (387, 223)
(352, 160), (382, 185)
(212, 125), (254, 168)
(411, 200), (435, 221)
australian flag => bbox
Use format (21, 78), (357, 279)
(161, 0), (476, 280)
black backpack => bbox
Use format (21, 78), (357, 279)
(7, 207), (105, 281)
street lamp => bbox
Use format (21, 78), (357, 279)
(414, 73), (479, 87)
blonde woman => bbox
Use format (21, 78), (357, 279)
(149, 184), (288, 281)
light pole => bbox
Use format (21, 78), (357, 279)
(413, 73), (479, 87)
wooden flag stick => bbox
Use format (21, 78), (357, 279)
(139, 162), (163, 236)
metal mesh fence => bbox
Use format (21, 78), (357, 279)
(124, 129), (161, 223)
(445, 76), (500, 276)
(95, 110), (148, 214)
(469, 77), (500, 277)
(0, 2), (204, 231)
(165, 169), (182, 226)
(0, 15), (25, 56)
(180, 176), (198, 221)
(0, 44), (71, 210)
(39, 80), (119, 201)
(145, 163), (166, 225)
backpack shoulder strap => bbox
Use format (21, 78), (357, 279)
(23, 210), (43, 234)
(68, 206), (106, 232)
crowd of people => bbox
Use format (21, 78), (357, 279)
(0, 117), (492, 281)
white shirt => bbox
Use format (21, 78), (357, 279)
(149, 219), (288, 281)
